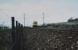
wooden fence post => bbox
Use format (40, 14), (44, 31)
(15, 21), (19, 50)
(11, 17), (16, 50)
(18, 23), (21, 50)
(19, 23), (23, 50)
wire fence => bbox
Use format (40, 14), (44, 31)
(1, 17), (78, 50)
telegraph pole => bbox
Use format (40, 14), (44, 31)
(42, 12), (45, 25)
(24, 13), (25, 27)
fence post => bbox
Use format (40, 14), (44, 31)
(20, 24), (24, 50)
(15, 21), (19, 50)
(18, 23), (21, 50)
(11, 17), (16, 50)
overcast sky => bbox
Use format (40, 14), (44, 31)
(0, 0), (78, 27)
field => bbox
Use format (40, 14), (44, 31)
(0, 27), (78, 50)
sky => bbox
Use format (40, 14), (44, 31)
(0, 0), (78, 27)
